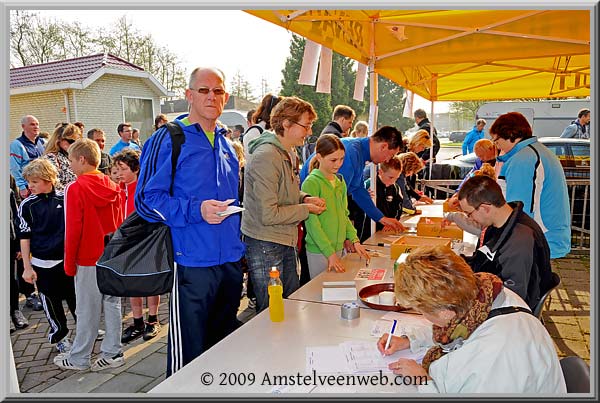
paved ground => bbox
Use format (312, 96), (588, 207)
(10, 253), (590, 393)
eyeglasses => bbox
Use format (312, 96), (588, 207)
(465, 203), (490, 218)
(293, 121), (313, 131)
(190, 87), (226, 96)
(490, 135), (501, 145)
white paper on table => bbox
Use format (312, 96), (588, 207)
(216, 205), (245, 217)
(306, 345), (351, 374)
(340, 341), (402, 373)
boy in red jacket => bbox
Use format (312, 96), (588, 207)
(54, 138), (125, 371)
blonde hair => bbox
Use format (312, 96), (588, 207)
(230, 140), (245, 168)
(68, 138), (101, 168)
(408, 129), (432, 152)
(474, 162), (496, 179)
(397, 152), (424, 175)
(351, 121), (368, 137)
(44, 123), (82, 154)
(394, 245), (478, 317)
(22, 158), (58, 186)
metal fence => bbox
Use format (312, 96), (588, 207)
(419, 179), (591, 251)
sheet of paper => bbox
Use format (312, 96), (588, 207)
(306, 345), (351, 374)
(343, 341), (425, 370)
(354, 268), (387, 281)
(216, 205), (245, 217)
(341, 341), (399, 373)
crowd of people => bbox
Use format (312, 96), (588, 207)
(8, 64), (582, 393)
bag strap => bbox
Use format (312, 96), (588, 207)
(486, 306), (534, 321)
(163, 122), (186, 196)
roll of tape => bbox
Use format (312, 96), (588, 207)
(341, 302), (360, 320)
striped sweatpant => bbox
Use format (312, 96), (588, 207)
(166, 261), (243, 377)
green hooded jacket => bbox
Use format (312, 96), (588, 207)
(301, 167), (359, 257)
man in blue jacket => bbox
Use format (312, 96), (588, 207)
(135, 67), (244, 377)
(491, 112), (571, 258)
(462, 119), (487, 155)
(301, 126), (405, 234)
(10, 115), (46, 199)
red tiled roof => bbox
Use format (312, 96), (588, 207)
(10, 53), (144, 89)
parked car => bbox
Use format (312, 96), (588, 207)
(449, 130), (467, 142)
(431, 137), (590, 181)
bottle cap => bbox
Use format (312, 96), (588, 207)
(269, 267), (280, 278)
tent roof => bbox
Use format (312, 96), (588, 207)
(246, 9), (590, 101)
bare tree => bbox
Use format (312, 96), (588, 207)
(9, 11), (187, 94)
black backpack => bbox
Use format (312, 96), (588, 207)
(240, 124), (264, 145)
(96, 122), (185, 297)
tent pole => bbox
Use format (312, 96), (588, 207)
(429, 102), (435, 180)
(368, 60), (378, 237)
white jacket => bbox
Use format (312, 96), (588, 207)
(406, 288), (566, 394)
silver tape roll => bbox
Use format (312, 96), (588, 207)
(341, 302), (360, 320)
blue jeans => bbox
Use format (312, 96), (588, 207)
(244, 236), (299, 313)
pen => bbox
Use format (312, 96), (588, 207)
(383, 319), (397, 356)
(377, 242), (391, 247)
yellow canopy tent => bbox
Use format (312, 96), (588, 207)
(246, 9), (591, 233)
(245, 9), (590, 101)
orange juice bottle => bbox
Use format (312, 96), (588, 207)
(268, 267), (284, 322)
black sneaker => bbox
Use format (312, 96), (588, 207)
(11, 310), (29, 329)
(26, 293), (43, 311)
(121, 324), (144, 343)
(142, 322), (161, 341)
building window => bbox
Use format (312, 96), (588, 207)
(123, 97), (154, 142)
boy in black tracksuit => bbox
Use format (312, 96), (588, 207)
(359, 156), (404, 241)
(18, 159), (76, 353)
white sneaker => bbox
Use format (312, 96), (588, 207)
(56, 338), (72, 354)
(90, 352), (125, 371)
(53, 355), (89, 371)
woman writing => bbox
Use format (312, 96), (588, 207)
(378, 245), (566, 393)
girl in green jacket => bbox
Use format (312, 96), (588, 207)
(301, 134), (370, 279)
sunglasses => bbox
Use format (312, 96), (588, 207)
(190, 87), (226, 96)
(63, 138), (76, 144)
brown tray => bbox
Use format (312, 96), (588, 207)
(358, 283), (411, 312)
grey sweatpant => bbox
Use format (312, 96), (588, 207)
(67, 265), (122, 367)
(306, 250), (344, 280)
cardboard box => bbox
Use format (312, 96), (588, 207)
(416, 217), (464, 240)
(443, 199), (462, 213)
(390, 235), (451, 260)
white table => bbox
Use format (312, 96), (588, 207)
(364, 201), (478, 249)
(289, 246), (398, 309)
(150, 299), (419, 394)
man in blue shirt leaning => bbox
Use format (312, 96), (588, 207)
(300, 126), (406, 235)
